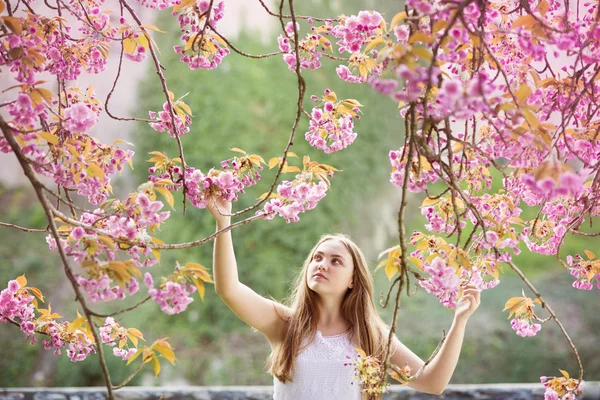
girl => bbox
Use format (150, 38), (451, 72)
(208, 196), (481, 399)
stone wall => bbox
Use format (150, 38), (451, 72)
(2, 383), (600, 400)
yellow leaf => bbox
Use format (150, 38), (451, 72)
(155, 187), (175, 209)
(432, 20), (447, 33)
(385, 261), (398, 281)
(502, 297), (523, 312)
(584, 250), (595, 260)
(154, 339), (176, 364)
(268, 157), (280, 169)
(0, 0), (5, 14)
(364, 37), (385, 52)
(151, 237), (163, 262)
(123, 37), (137, 54)
(98, 236), (116, 250)
(140, 24), (166, 33)
(408, 32), (434, 44)
(152, 354), (161, 377)
(282, 165), (301, 173)
(408, 256), (423, 270)
(378, 245), (400, 260)
(421, 197), (440, 207)
(230, 147), (246, 154)
(323, 91), (337, 103)
(192, 277), (206, 300)
(257, 191), (278, 201)
(126, 347), (143, 366)
(559, 369), (570, 379)
(87, 163), (105, 183)
(512, 14), (536, 30)
(412, 46), (432, 62)
(28, 287), (44, 302)
(16, 275), (27, 288)
(516, 84), (531, 103)
(522, 109), (539, 129)
(137, 33), (149, 49)
(2, 16), (22, 35)
(287, 152), (298, 158)
(176, 101), (192, 116)
(38, 130), (58, 145)
(127, 333), (138, 347)
(248, 154), (266, 166)
(36, 88), (54, 105)
(389, 12), (407, 29)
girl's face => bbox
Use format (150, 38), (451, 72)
(307, 239), (354, 296)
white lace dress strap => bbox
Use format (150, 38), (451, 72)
(272, 329), (362, 400)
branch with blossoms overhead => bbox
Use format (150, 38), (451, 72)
(1, 0), (598, 398)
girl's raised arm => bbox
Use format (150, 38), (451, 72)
(208, 196), (289, 345)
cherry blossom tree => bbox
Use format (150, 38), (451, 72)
(1, 0), (598, 398)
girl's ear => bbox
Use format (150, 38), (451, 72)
(349, 281), (354, 289)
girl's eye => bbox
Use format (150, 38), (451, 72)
(333, 259), (341, 264)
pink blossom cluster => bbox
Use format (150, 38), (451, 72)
(389, 148), (440, 192)
(149, 101), (192, 138)
(258, 177), (330, 224)
(566, 255), (600, 290)
(540, 376), (583, 400)
(330, 11), (383, 54)
(178, 159), (262, 209)
(75, 274), (138, 302)
(41, 325), (97, 362)
(418, 257), (461, 308)
(510, 318), (542, 337)
(99, 317), (137, 360)
(143, 273), (196, 315)
(0, 280), (35, 337)
(306, 90), (360, 154)
(0, 14), (46, 85)
(173, 1), (230, 70)
(66, 330), (96, 362)
(50, 139), (133, 205)
(5, 93), (47, 129)
(64, 102), (99, 134)
(278, 21), (326, 71)
(520, 171), (588, 202)
(520, 222), (567, 256)
(336, 65), (367, 84)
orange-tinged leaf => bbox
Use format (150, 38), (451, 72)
(141, 24), (166, 33)
(98, 235), (116, 250)
(128, 328), (145, 340)
(2, 16), (22, 35)
(176, 101), (192, 116)
(155, 187), (174, 209)
(503, 297), (524, 312)
(421, 197), (440, 207)
(516, 84), (531, 103)
(28, 287), (44, 302)
(230, 147), (246, 154)
(584, 250), (595, 260)
(408, 32), (434, 44)
(282, 165), (301, 173)
(559, 369), (570, 379)
(364, 37), (385, 52)
(512, 14), (536, 29)
(268, 157), (280, 169)
(16, 275), (27, 288)
(389, 12), (407, 29)
(192, 277), (205, 300)
(355, 348), (367, 359)
(0, 0), (5, 14)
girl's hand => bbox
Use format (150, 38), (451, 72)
(454, 283), (481, 322)
(207, 195), (232, 225)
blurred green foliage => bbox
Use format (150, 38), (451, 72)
(0, 0), (599, 388)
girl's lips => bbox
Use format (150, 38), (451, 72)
(313, 273), (327, 280)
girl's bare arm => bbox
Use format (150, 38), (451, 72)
(209, 197), (289, 343)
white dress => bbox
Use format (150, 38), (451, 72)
(272, 329), (362, 399)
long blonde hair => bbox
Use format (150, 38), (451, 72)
(268, 233), (389, 383)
